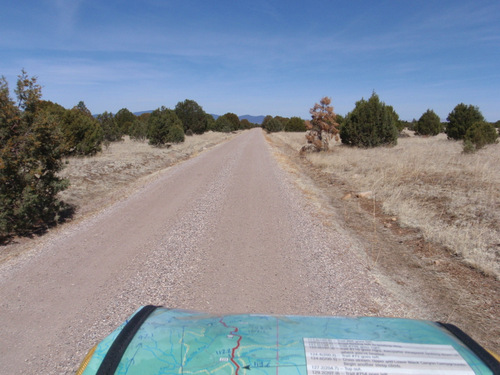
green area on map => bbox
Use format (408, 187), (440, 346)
(82, 308), (492, 375)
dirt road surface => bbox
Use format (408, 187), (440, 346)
(0, 129), (481, 373)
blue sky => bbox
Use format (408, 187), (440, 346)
(1, 0), (499, 121)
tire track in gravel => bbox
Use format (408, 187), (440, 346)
(0, 129), (403, 374)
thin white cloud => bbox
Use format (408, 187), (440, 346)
(17, 56), (169, 88)
(48, 0), (84, 35)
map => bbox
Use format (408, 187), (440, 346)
(81, 308), (494, 375)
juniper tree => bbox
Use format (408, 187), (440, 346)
(214, 116), (232, 133)
(0, 72), (68, 237)
(340, 92), (399, 148)
(148, 106), (184, 145)
(446, 103), (484, 140)
(286, 117), (306, 132)
(174, 99), (208, 134)
(415, 109), (442, 136)
(115, 108), (136, 135)
(222, 112), (240, 131)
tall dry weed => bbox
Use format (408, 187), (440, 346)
(276, 132), (500, 279)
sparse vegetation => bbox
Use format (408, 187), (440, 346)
(56, 132), (237, 218)
(271, 131), (500, 279)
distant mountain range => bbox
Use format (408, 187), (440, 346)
(133, 110), (265, 125)
(133, 110), (154, 116)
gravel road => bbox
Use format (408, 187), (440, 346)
(0, 129), (401, 374)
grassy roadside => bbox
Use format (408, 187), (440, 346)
(269, 131), (500, 280)
(57, 132), (238, 218)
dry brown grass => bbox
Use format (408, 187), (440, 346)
(57, 132), (236, 217)
(272, 131), (500, 279)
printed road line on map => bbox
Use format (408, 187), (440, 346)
(219, 318), (243, 375)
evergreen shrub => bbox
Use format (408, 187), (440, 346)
(285, 117), (307, 132)
(148, 107), (185, 146)
(463, 121), (498, 151)
(340, 92), (399, 147)
(446, 103), (484, 140)
(415, 109), (442, 136)
(263, 118), (283, 133)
